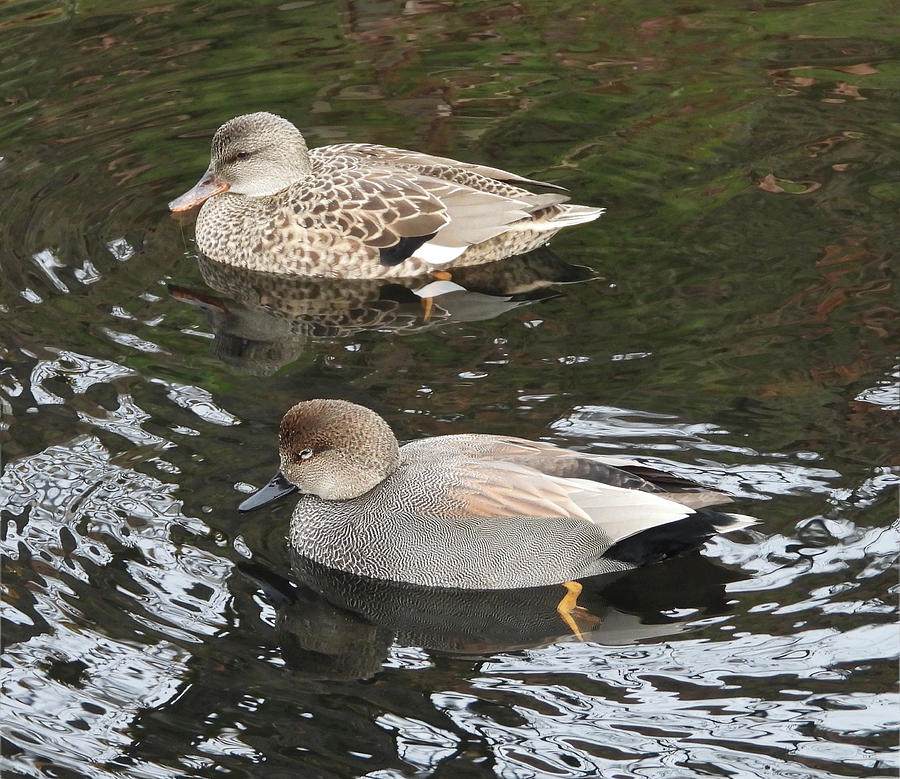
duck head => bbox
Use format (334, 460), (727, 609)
(169, 112), (312, 211)
(239, 399), (401, 511)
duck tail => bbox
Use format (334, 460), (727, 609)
(550, 204), (606, 226)
(517, 204), (604, 231)
(603, 507), (757, 566)
(713, 512), (758, 533)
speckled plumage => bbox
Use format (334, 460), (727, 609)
(170, 112), (604, 278)
(243, 399), (756, 590)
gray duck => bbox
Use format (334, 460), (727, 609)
(240, 399), (756, 634)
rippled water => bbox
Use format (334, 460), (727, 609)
(2, 0), (897, 777)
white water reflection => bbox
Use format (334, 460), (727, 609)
(29, 349), (136, 405)
(1, 432), (233, 778)
(549, 404), (882, 501)
(449, 622), (898, 777)
(552, 404), (724, 441)
(99, 327), (169, 354)
(31, 249), (70, 294)
(710, 518), (900, 591)
(151, 379), (241, 427)
(106, 237), (135, 262)
(377, 712), (460, 769)
(855, 365), (899, 411)
(3, 629), (188, 778)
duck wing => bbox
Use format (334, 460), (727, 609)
(311, 149), (571, 266)
(441, 458), (706, 546)
(402, 430), (753, 520)
(434, 455), (756, 570)
(416, 434), (732, 504)
(320, 143), (569, 193)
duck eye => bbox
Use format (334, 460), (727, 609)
(298, 448), (313, 460)
(235, 150), (251, 160)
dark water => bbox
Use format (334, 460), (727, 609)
(2, 0), (897, 777)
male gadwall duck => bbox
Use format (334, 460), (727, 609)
(169, 112), (604, 278)
(240, 400), (756, 611)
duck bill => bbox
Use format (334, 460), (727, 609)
(167, 284), (230, 314)
(239, 471), (298, 513)
(168, 170), (230, 212)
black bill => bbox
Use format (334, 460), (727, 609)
(238, 471), (298, 512)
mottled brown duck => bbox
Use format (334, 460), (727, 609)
(169, 112), (604, 278)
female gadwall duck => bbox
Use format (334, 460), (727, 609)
(240, 399), (755, 598)
(169, 112), (604, 278)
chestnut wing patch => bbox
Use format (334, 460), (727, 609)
(447, 459), (694, 545)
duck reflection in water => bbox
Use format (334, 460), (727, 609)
(239, 399), (756, 661)
(169, 250), (594, 375)
(237, 553), (745, 680)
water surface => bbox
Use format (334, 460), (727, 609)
(1, 0), (897, 777)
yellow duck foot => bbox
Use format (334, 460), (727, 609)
(556, 581), (601, 641)
(419, 271), (454, 323)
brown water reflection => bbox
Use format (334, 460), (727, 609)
(167, 252), (594, 373)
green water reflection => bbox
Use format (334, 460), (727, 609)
(1, 0), (897, 777)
